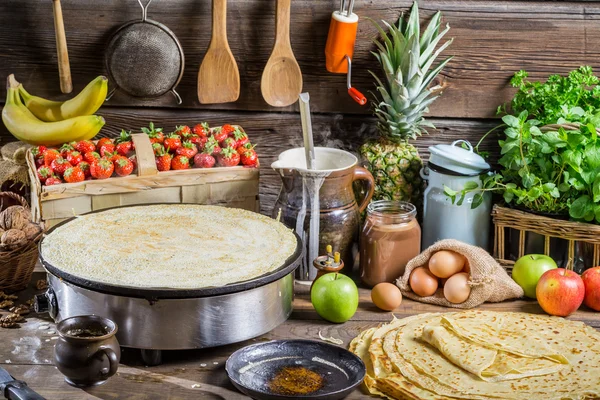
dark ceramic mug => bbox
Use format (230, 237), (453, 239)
(54, 315), (120, 387)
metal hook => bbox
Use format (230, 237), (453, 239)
(345, 55), (353, 90)
(137, 0), (154, 22)
(171, 89), (182, 105)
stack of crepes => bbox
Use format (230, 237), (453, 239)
(350, 311), (600, 399)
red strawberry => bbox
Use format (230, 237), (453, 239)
(31, 146), (47, 164)
(164, 134), (182, 152)
(115, 157), (134, 177)
(128, 155), (137, 170)
(142, 122), (164, 144)
(212, 127), (228, 143)
(78, 161), (91, 177)
(99, 143), (116, 158)
(115, 130), (133, 156)
(174, 125), (192, 137)
(231, 127), (249, 148)
(236, 143), (255, 155)
(75, 140), (95, 154)
(83, 151), (100, 164)
(194, 153), (215, 168)
(204, 137), (222, 156)
(90, 158), (114, 179)
(221, 124), (235, 137)
(188, 134), (206, 148)
(66, 151), (83, 166)
(59, 143), (75, 157)
(37, 166), (53, 183)
(217, 147), (240, 167)
(45, 177), (62, 186)
(96, 138), (113, 148)
(43, 149), (60, 166)
(152, 143), (165, 156)
(220, 137), (237, 149)
(171, 155), (190, 170)
(176, 141), (198, 158)
(106, 151), (122, 163)
(193, 122), (210, 138)
(240, 149), (258, 167)
(155, 149), (172, 172)
(50, 157), (71, 176)
(63, 166), (85, 183)
(34, 157), (44, 168)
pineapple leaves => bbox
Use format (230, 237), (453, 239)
(405, 1), (420, 41)
(420, 11), (442, 53)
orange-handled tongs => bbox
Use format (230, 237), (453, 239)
(325, 0), (366, 105)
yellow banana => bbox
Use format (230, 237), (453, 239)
(2, 76), (105, 146)
(19, 75), (108, 122)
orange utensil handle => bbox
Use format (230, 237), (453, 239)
(325, 12), (358, 74)
(348, 87), (366, 105)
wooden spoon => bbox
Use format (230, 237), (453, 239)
(261, 0), (302, 107)
(52, 0), (72, 94)
(198, 0), (240, 104)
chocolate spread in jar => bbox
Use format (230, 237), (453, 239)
(360, 201), (421, 287)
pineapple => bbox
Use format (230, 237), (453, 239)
(360, 2), (453, 205)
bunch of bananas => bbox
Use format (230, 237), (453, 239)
(2, 75), (107, 146)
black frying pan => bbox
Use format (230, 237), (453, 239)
(225, 340), (365, 400)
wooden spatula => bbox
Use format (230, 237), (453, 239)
(261, 0), (303, 107)
(52, 0), (72, 94)
(198, 0), (240, 104)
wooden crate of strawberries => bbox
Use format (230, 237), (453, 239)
(26, 123), (260, 227)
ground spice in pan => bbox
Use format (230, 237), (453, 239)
(268, 366), (323, 395)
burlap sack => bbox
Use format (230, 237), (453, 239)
(396, 239), (524, 309)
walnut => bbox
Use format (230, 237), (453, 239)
(0, 300), (14, 309)
(0, 292), (18, 301)
(9, 304), (30, 315)
(35, 280), (48, 291)
(0, 205), (30, 231)
(0, 313), (24, 328)
(1, 229), (27, 249)
(22, 222), (42, 241)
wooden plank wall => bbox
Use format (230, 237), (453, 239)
(1, 0), (599, 213)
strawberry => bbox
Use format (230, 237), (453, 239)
(115, 157), (134, 177)
(152, 142), (165, 156)
(115, 130), (133, 156)
(106, 151), (122, 163)
(128, 155), (137, 170)
(45, 177), (62, 186)
(66, 151), (83, 166)
(212, 127), (228, 143)
(142, 122), (164, 144)
(34, 157), (44, 168)
(99, 143), (116, 158)
(204, 137), (222, 156)
(78, 161), (91, 177)
(193, 122), (210, 138)
(163, 134), (182, 152)
(217, 147), (240, 167)
(188, 134), (206, 148)
(37, 166), (53, 183)
(31, 146), (47, 164)
(59, 143), (75, 157)
(171, 155), (190, 170)
(231, 127), (249, 148)
(43, 149), (60, 166)
(176, 141), (198, 158)
(63, 166), (85, 183)
(96, 138), (113, 148)
(221, 124), (236, 137)
(75, 140), (95, 154)
(174, 125), (192, 137)
(236, 143), (255, 155)
(83, 151), (100, 164)
(90, 158), (114, 179)
(194, 153), (215, 168)
(155, 149), (172, 172)
(50, 157), (71, 176)
(220, 137), (237, 149)
(240, 149), (258, 167)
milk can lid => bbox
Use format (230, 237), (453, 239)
(428, 140), (490, 175)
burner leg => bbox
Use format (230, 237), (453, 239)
(140, 349), (162, 366)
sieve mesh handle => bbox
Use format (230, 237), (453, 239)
(137, 0), (153, 22)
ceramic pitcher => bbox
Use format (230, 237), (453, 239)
(271, 147), (374, 282)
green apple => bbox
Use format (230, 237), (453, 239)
(512, 254), (558, 298)
(310, 273), (359, 323)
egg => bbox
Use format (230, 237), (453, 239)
(371, 283), (403, 311)
(409, 267), (439, 297)
(443, 272), (471, 304)
(429, 250), (466, 278)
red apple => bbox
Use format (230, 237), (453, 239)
(536, 268), (585, 317)
(582, 266), (600, 311)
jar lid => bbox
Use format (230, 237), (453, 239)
(428, 140), (490, 175)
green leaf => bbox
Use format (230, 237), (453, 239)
(505, 183), (517, 189)
(558, 183), (570, 192)
(500, 140), (519, 155)
(562, 149), (582, 171)
(456, 193), (466, 206)
(588, 123), (598, 142)
(443, 185), (457, 197)
(570, 195), (591, 219)
(593, 174), (600, 202)
(595, 204), (600, 223)
(462, 181), (479, 191)
(503, 191), (515, 203)
(505, 128), (519, 139)
(502, 115), (521, 128)
(522, 173), (536, 188)
(585, 144), (600, 169)
(471, 193), (484, 209)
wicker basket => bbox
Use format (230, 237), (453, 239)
(0, 192), (42, 293)
(492, 205), (600, 271)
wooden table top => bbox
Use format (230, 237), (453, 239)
(2, 272), (600, 400)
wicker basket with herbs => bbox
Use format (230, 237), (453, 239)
(0, 192), (43, 292)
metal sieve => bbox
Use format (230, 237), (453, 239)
(105, 0), (184, 104)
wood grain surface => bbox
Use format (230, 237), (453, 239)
(0, 0), (599, 117)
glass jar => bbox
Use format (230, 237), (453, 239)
(360, 201), (421, 287)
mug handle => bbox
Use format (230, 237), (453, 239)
(353, 166), (375, 213)
(95, 347), (119, 380)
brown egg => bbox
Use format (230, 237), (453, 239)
(429, 250), (466, 278)
(371, 283), (403, 311)
(443, 272), (471, 304)
(409, 267), (439, 297)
